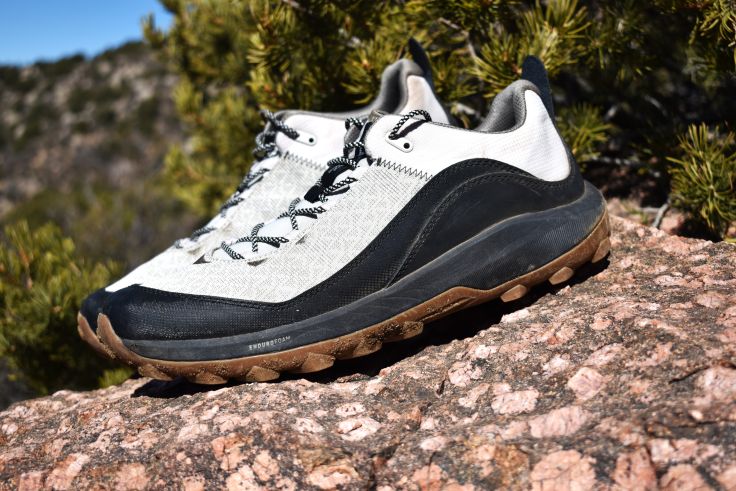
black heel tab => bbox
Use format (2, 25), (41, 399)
(408, 38), (435, 90)
(521, 56), (554, 119)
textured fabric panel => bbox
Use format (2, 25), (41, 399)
(364, 91), (570, 182)
(105, 152), (327, 292)
(209, 165), (369, 261)
(275, 114), (349, 165)
(141, 165), (429, 302)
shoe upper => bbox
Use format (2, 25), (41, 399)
(104, 55), (450, 294)
(104, 57), (603, 348)
(81, 43), (451, 327)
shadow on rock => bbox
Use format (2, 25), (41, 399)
(132, 376), (240, 399)
(300, 257), (610, 384)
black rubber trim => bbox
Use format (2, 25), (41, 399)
(105, 157), (583, 343)
(80, 288), (110, 332)
(408, 38), (434, 89)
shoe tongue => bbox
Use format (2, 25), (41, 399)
(342, 110), (384, 144)
(368, 109), (387, 123)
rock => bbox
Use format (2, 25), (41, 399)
(1, 216), (735, 489)
(530, 450), (597, 491)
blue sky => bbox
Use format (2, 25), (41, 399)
(0, 1), (173, 65)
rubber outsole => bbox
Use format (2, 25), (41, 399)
(77, 313), (115, 360)
(94, 210), (611, 385)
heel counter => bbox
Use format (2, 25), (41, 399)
(521, 90), (571, 181)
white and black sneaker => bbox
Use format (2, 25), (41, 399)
(78, 40), (453, 358)
(97, 57), (610, 383)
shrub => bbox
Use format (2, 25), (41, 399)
(0, 221), (131, 395)
(668, 124), (736, 238)
(144, 0), (736, 237)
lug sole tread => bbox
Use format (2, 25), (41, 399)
(77, 313), (116, 360)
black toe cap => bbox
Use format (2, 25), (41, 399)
(80, 288), (110, 331)
(102, 285), (294, 341)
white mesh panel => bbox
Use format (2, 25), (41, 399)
(141, 166), (428, 302)
(364, 91), (570, 182)
(106, 152), (327, 292)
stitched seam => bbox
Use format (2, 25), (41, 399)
(282, 151), (327, 172)
(375, 157), (433, 181)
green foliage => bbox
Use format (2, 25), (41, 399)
(3, 182), (199, 272)
(0, 221), (132, 395)
(135, 97), (161, 134)
(142, 0), (736, 233)
(688, 0), (736, 81)
(556, 104), (611, 167)
(473, 0), (591, 94)
(33, 54), (85, 79)
(668, 124), (736, 237)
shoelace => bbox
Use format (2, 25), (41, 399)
(218, 111), (431, 260)
(253, 110), (300, 159)
(388, 109), (432, 140)
(173, 111), (299, 249)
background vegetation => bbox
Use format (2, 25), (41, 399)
(1, 0), (735, 402)
(143, 0), (736, 239)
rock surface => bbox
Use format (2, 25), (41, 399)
(1, 216), (735, 490)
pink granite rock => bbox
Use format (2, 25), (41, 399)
(0, 216), (735, 489)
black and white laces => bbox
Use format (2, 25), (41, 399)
(253, 110), (300, 160)
(173, 111), (300, 249)
(217, 117), (367, 259)
(216, 111), (432, 261)
(387, 109), (432, 140)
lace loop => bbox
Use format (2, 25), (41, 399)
(388, 109), (432, 140)
(253, 110), (300, 160)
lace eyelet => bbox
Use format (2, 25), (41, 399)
(295, 131), (317, 146)
(385, 132), (414, 152)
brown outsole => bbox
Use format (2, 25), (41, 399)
(77, 312), (116, 360)
(97, 211), (611, 385)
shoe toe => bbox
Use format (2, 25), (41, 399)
(80, 288), (110, 331)
(103, 284), (278, 342)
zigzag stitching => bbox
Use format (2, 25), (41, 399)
(282, 151), (326, 172)
(375, 158), (433, 181)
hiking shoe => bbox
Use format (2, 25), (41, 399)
(98, 57), (610, 382)
(78, 40), (452, 358)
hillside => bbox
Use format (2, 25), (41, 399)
(0, 42), (198, 410)
(0, 42), (200, 270)
(0, 42), (182, 213)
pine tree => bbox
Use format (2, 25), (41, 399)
(144, 0), (736, 238)
(668, 124), (736, 238)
